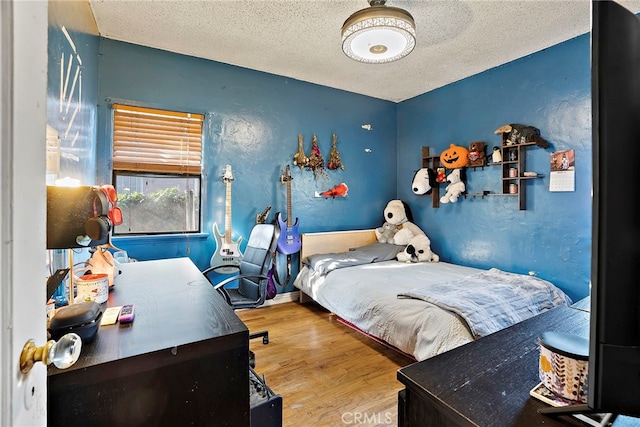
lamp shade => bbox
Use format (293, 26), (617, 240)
(341, 3), (416, 64)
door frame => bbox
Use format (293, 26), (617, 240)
(1, 1), (48, 425)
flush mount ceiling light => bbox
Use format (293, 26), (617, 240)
(341, 0), (416, 64)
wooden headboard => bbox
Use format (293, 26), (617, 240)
(300, 229), (377, 262)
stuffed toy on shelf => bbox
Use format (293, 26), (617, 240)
(492, 146), (502, 163)
(494, 123), (549, 148)
(440, 144), (469, 169)
(411, 167), (436, 195)
(440, 168), (466, 204)
(467, 141), (486, 167)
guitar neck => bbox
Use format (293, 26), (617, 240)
(225, 180), (232, 243)
(286, 179), (292, 227)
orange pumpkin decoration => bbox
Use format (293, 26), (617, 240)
(440, 144), (469, 169)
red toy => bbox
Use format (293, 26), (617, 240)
(320, 183), (348, 198)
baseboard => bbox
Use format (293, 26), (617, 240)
(262, 290), (300, 307)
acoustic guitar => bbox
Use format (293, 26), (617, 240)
(275, 165), (301, 255)
(210, 165), (243, 273)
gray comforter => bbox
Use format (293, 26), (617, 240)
(397, 268), (572, 338)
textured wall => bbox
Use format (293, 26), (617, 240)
(55, 24), (593, 300)
(397, 35), (592, 302)
(47, 1), (99, 185)
(97, 39), (398, 287)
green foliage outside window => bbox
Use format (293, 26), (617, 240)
(115, 187), (199, 234)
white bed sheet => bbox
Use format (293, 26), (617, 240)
(294, 260), (485, 361)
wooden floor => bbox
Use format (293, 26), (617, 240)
(236, 301), (415, 427)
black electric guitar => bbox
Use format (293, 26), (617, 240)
(256, 206), (271, 224)
(275, 165), (301, 255)
(210, 165), (243, 273)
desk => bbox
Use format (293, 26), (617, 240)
(48, 257), (250, 426)
(397, 305), (590, 427)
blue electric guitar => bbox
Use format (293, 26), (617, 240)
(275, 165), (301, 255)
(210, 165), (243, 273)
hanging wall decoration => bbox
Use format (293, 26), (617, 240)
(327, 133), (345, 171)
(306, 134), (328, 181)
(320, 183), (349, 198)
(293, 133), (309, 169)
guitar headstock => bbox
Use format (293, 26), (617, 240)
(280, 164), (292, 184)
(256, 205), (272, 224)
(222, 165), (234, 183)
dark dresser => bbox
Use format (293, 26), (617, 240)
(48, 257), (250, 426)
(397, 304), (592, 426)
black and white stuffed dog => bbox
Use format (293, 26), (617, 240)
(411, 168), (436, 195)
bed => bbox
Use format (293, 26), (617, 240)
(293, 229), (572, 362)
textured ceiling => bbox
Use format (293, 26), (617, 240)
(88, 0), (640, 103)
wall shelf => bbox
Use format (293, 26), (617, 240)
(421, 146), (440, 208)
(499, 138), (544, 210)
(464, 190), (491, 199)
(421, 139), (543, 210)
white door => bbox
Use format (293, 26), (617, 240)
(1, 1), (49, 425)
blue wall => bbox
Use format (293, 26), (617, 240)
(96, 39), (398, 288)
(47, 2), (101, 270)
(397, 35), (592, 301)
(47, 4), (100, 185)
(47, 10), (593, 301)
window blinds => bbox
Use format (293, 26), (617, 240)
(112, 104), (204, 175)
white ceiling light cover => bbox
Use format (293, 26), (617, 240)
(341, 3), (416, 64)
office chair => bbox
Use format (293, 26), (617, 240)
(203, 223), (279, 346)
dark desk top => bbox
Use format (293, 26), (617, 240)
(48, 257), (248, 378)
(398, 305), (590, 426)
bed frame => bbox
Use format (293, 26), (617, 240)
(300, 229), (377, 263)
(297, 229), (377, 303)
(296, 229), (417, 358)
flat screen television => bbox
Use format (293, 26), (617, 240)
(589, 0), (640, 418)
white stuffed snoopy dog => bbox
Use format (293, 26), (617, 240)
(440, 168), (466, 204)
(397, 234), (439, 263)
(411, 168), (436, 195)
(375, 200), (426, 246)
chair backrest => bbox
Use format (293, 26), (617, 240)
(236, 223), (278, 304)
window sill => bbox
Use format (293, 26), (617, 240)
(112, 233), (208, 245)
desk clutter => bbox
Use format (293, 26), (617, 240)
(47, 301), (102, 343)
(538, 330), (589, 404)
(250, 366), (282, 427)
(48, 258), (253, 426)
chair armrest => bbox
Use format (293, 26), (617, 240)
(202, 264), (240, 275)
(211, 273), (269, 290)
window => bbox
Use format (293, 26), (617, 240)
(112, 104), (203, 235)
